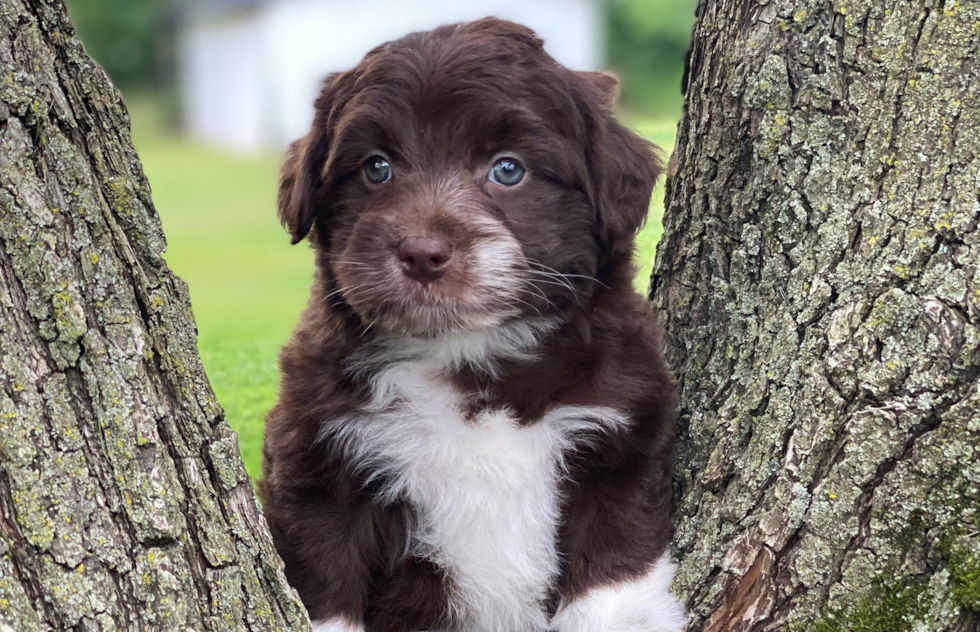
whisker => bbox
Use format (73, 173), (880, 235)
(359, 319), (378, 339)
(345, 286), (387, 304)
(526, 272), (578, 294)
(323, 284), (365, 302)
(521, 281), (550, 303)
(522, 281), (562, 312)
(526, 277), (582, 294)
(509, 296), (544, 316)
(526, 260), (610, 289)
(557, 273), (609, 289)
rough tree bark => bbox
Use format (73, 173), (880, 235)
(651, 0), (980, 630)
(0, 0), (309, 629)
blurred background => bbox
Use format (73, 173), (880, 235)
(64, 0), (697, 479)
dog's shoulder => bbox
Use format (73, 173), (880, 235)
(560, 282), (673, 410)
(261, 301), (368, 491)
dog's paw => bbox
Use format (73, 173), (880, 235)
(311, 617), (365, 632)
(549, 556), (687, 632)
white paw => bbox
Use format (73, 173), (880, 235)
(311, 617), (365, 632)
(550, 554), (688, 632)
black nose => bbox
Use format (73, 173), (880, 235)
(396, 236), (453, 284)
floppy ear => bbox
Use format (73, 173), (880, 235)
(278, 77), (338, 244)
(582, 73), (664, 258)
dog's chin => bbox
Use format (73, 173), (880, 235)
(354, 301), (516, 341)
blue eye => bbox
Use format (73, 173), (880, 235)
(364, 156), (392, 184)
(490, 158), (525, 186)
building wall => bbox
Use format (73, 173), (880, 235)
(180, 15), (269, 149)
(180, 0), (603, 149)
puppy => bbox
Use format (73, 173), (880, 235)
(260, 18), (686, 632)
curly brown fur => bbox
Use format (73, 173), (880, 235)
(260, 18), (683, 632)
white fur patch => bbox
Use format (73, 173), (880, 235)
(549, 554), (687, 632)
(323, 357), (630, 632)
(311, 617), (364, 632)
(345, 318), (560, 379)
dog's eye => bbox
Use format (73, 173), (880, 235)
(364, 156), (392, 184)
(489, 158), (525, 186)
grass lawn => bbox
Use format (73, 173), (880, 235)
(131, 102), (677, 481)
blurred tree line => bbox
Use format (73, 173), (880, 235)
(607, 0), (697, 117)
(64, 0), (173, 91)
(65, 0), (696, 119)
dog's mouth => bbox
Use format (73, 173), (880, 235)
(332, 235), (530, 340)
(349, 298), (516, 340)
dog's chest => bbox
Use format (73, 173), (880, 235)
(331, 363), (626, 632)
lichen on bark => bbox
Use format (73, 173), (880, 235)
(651, 0), (980, 630)
(0, 0), (310, 629)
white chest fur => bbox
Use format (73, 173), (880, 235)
(323, 362), (629, 632)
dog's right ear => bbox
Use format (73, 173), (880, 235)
(278, 75), (339, 244)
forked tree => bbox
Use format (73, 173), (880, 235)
(651, 0), (980, 630)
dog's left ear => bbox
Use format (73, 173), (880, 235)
(581, 72), (664, 258)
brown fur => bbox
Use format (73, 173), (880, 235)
(260, 18), (675, 630)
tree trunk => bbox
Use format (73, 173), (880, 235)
(0, 1), (310, 629)
(651, 0), (980, 630)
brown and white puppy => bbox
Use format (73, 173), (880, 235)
(260, 18), (685, 632)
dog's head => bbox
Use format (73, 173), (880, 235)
(279, 19), (662, 339)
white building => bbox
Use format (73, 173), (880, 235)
(178, 0), (604, 150)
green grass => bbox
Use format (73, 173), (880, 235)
(130, 102), (313, 477)
(630, 116), (678, 295)
(130, 100), (676, 480)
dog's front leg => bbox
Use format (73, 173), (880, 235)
(549, 463), (687, 632)
(263, 494), (397, 632)
(549, 554), (686, 632)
